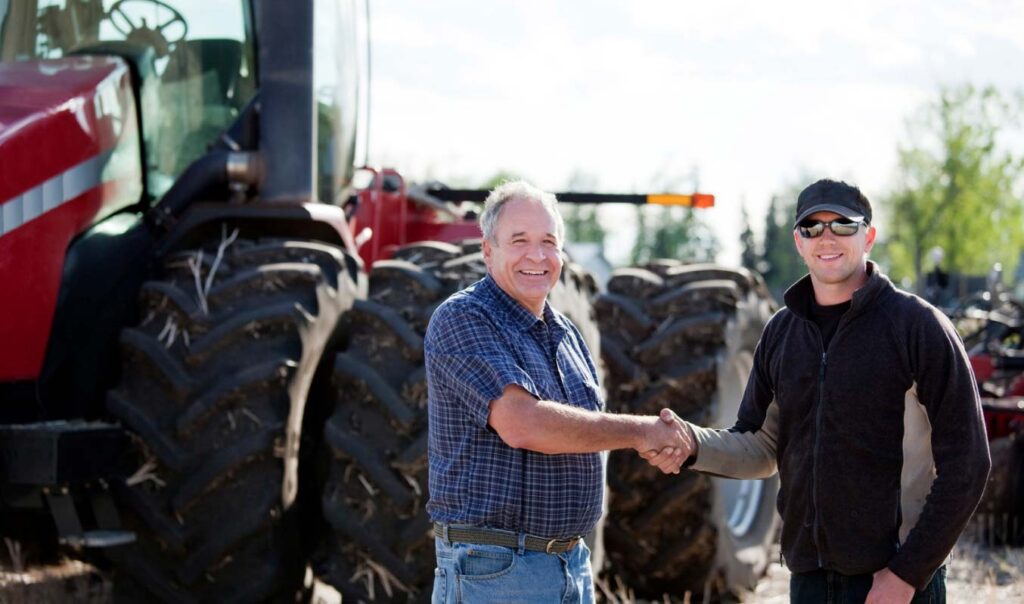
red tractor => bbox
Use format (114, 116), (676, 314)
(0, 1), (779, 601)
(952, 272), (1024, 545)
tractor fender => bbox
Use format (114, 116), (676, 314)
(157, 201), (361, 262)
(20, 211), (154, 423)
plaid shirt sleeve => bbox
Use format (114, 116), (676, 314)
(426, 300), (538, 428)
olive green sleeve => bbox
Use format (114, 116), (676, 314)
(688, 400), (779, 479)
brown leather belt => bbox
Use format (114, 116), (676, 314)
(433, 523), (581, 554)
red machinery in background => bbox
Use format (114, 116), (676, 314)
(953, 272), (1024, 544)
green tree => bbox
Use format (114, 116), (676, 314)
(628, 166), (720, 265)
(562, 205), (604, 244)
(561, 170), (606, 245)
(879, 85), (1024, 289)
(760, 192), (807, 299)
(629, 205), (719, 265)
(740, 205), (759, 271)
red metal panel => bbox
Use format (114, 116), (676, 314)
(0, 57), (130, 202)
(0, 57), (142, 380)
(1010, 375), (1024, 397)
(0, 181), (135, 380)
(353, 168), (408, 266)
(352, 168), (484, 267)
(971, 354), (995, 383)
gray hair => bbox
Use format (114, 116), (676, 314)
(479, 180), (565, 245)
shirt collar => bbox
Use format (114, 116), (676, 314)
(478, 274), (558, 333)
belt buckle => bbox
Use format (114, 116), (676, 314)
(545, 536), (579, 554)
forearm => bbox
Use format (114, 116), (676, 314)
(689, 401), (779, 479)
(887, 420), (990, 588)
(495, 398), (649, 454)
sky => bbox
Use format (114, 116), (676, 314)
(365, 0), (1024, 267)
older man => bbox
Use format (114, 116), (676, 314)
(424, 180), (690, 603)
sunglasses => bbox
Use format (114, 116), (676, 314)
(795, 219), (865, 239)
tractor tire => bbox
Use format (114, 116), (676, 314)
(104, 235), (363, 603)
(313, 241), (601, 602)
(978, 432), (1024, 546)
(596, 261), (780, 601)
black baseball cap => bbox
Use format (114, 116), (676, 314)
(794, 179), (872, 227)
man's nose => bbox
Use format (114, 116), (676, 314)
(526, 243), (548, 261)
(819, 228), (840, 242)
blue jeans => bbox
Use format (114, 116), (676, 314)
(790, 566), (946, 604)
(432, 536), (594, 603)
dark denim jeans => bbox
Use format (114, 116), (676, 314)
(791, 566), (946, 604)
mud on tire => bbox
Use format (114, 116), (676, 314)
(596, 261), (779, 601)
(312, 241), (600, 602)
(105, 234), (362, 602)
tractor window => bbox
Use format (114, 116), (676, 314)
(0, 0), (257, 199)
(313, 0), (364, 205)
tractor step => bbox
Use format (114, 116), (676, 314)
(0, 421), (126, 487)
(0, 421), (134, 550)
(57, 530), (135, 549)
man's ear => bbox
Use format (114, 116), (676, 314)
(864, 225), (877, 253)
(482, 238), (492, 263)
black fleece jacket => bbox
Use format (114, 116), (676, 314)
(690, 262), (991, 589)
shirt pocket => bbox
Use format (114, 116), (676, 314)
(576, 374), (603, 411)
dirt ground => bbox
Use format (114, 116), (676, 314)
(746, 536), (1024, 603)
(2, 535), (1021, 603)
(597, 530), (1024, 604)
(0, 558), (110, 603)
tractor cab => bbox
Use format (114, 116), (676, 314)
(1, 0), (363, 205)
(2, 0), (258, 198)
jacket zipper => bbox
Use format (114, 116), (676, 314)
(811, 347), (827, 568)
(805, 296), (859, 570)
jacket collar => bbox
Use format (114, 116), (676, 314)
(783, 261), (891, 320)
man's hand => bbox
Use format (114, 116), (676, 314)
(637, 408), (695, 474)
(865, 568), (915, 604)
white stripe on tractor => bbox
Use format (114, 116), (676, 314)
(0, 149), (111, 237)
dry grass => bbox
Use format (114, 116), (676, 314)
(0, 558), (110, 603)
(945, 538), (1024, 601)
(747, 535), (1024, 603)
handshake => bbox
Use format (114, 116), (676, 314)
(637, 409), (696, 475)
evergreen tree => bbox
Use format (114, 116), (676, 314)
(740, 205), (759, 271)
(760, 193), (806, 299)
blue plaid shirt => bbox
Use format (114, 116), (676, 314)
(424, 275), (605, 539)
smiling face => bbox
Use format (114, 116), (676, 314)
(793, 210), (877, 304)
(482, 197), (563, 316)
